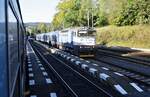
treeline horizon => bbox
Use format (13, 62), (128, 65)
(28, 0), (150, 34)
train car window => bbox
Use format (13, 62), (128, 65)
(78, 30), (96, 37)
(72, 31), (76, 36)
(0, 0), (8, 96)
(8, 4), (19, 95)
(88, 30), (96, 36)
(20, 26), (23, 56)
(60, 30), (68, 36)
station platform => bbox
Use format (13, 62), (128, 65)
(25, 42), (67, 97)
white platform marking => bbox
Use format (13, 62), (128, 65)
(46, 78), (53, 84)
(81, 64), (88, 70)
(37, 61), (41, 63)
(75, 61), (81, 65)
(92, 64), (98, 66)
(67, 57), (71, 60)
(99, 73), (110, 80)
(30, 95), (37, 97)
(29, 80), (35, 85)
(50, 93), (57, 97)
(28, 62), (31, 64)
(40, 67), (45, 70)
(38, 64), (42, 66)
(29, 73), (34, 77)
(114, 72), (124, 76)
(28, 64), (32, 67)
(114, 85), (128, 95)
(28, 68), (33, 71)
(63, 55), (67, 58)
(130, 83), (143, 92)
(101, 67), (109, 70)
(71, 59), (75, 62)
(86, 61), (90, 63)
(89, 68), (97, 75)
(42, 72), (48, 76)
(80, 58), (84, 60)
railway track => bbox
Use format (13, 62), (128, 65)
(87, 58), (150, 91)
(97, 49), (150, 67)
(96, 46), (139, 54)
(92, 49), (150, 91)
(26, 41), (73, 97)
(32, 40), (150, 97)
(96, 49), (150, 77)
(38, 43), (150, 88)
(30, 41), (114, 97)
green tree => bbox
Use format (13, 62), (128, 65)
(51, 0), (98, 29)
(30, 27), (39, 34)
(51, 0), (150, 29)
(37, 23), (48, 33)
(53, 0), (81, 28)
(114, 0), (150, 26)
(96, 0), (129, 25)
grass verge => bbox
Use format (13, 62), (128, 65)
(96, 25), (150, 48)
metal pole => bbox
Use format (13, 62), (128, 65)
(63, 20), (64, 29)
(87, 10), (90, 28)
(92, 8), (93, 28)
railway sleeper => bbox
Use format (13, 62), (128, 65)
(54, 49), (150, 97)
(35, 40), (150, 97)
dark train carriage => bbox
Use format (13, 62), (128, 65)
(0, 0), (26, 97)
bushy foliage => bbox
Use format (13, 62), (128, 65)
(97, 0), (123, 25)
(96, 15), (108, 26)
(114, 0), (150, 26)
(96, 25), (150, 48)
(29, 23), (50, 34)
(50, 0), (149, 30)
(52, 0), (98, 29)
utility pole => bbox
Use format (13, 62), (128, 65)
(63, 20), (65, 29)
(92, 8), (94, 28)
(87, 10), (90, 28)
(87, 0), (95, 28)
(62, 10), (69, 29)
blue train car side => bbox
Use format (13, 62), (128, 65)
(36, 27), (96, 57)
(36, 32), (59, 48)
(46, 31), (59, 48)
(0, 0), (26, 97)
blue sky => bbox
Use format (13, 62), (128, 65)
(20, 0), (60, 23)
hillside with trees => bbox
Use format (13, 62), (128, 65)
(50, 0), (150, 48)
(51, 0), (149, 28)
(25, 22), (51, 35)
(29, 0), (150, 48)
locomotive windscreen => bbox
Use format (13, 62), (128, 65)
(78, 30), (96, 37)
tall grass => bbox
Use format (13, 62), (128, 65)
(96, 25), (150, 48)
